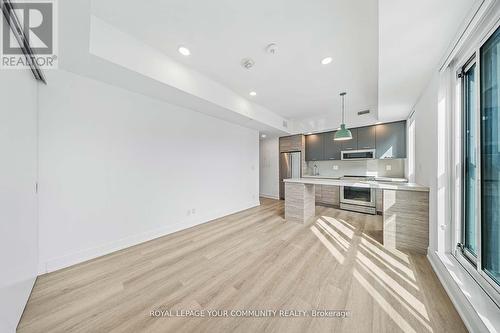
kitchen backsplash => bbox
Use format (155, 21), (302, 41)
(306, 159), (405, 178)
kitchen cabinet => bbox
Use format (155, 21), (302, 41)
(376, 189), (383, 213)
(299, 120), (406, 161)
(315, 185), (322, 202)
(279, 135), (303, 153)
(375, 121), (406, 159)
(357, 126), (376, 150)
(323, 131), (342, 160)
(319, 185), (340, 206)
(305, 133), (324, 161)
(341, 128), (358, 151)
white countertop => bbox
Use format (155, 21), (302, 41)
(302, 175), (408, 183)
(284, 177), (429, 192)
(302, 175), (340, 180)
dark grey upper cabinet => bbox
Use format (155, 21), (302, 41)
(323, 131), (342, 160)
(305, 133), (324, 161)
(341, 128), (358, 151)
(357, 126), (376, 150)
(301, 121), (406, 161)
(375, 121), (406, 159)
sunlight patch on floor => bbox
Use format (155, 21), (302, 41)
(321, 216), (355, 239)
(361, 232), (410, 264)
(356, 252), (429, 322)
(317, 220), (350, 251)
(359, 239), (417, 283)
(354, 269), (422, 333)
(310, 225), (345, 264)
(359, 244), (419, 291)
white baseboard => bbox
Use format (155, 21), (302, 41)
(427, 251), (498, 333)
(259, 193), (280, 200)
(39, 200), (259, 275)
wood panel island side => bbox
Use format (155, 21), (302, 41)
(284, 178), (430, 254)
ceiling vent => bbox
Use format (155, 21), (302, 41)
(357, 110), (370, 116)
(241, 58), (255, 70)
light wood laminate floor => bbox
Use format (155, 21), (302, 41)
(18, 198), (466, 333)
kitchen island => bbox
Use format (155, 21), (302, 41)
(284, 178), (430, 254)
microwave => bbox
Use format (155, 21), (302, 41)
(341, 149), (376, 160)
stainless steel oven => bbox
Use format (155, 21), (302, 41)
(340, 176), (376, 214)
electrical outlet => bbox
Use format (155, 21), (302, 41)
(333, 165), (339, 170)
(191, 208), (196, 214)
(386, 164), (392, 171)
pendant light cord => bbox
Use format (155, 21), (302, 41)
(340, 92), (346, 123)
(342, 94), (344, 123)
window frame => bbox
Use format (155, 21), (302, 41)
(453, 20), (500, 308)
(459, 54), (479, 265)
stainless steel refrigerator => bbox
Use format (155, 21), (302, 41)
(279, 151), (302, 199)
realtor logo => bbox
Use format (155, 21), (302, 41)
(1, 0), (57, 69)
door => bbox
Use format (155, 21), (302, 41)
(279, 153), (290, 199)
(375, 121), (406, 158)
(0, 70), (38, 332)
(341, 128), (358, 151)
(290, 152), (301, 178)
(279, 152), (301, 199)
(357, 126), (376, 149)
(323, 131), (342, 160)
(341, 186), (375, 207)
(321, 185), (340, 205)
(305, 134), (324, 161)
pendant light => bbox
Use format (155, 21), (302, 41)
(334, 92), (353, 141)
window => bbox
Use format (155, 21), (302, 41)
(480, 26), (500, 286)
(462, 58), (478, 260)
(458, 25), (500, 298)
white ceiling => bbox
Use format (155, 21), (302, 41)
(90, 0), (476, 131)
(378, 0), (476, 122)
(91, 0), (378, 122)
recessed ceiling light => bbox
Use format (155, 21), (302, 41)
(261, 134), (267, 138)
(178, 46), (190, 56)
(321, 57), (333, 65)
(307, 132), (313, 135)
(249, 91), (257, 96)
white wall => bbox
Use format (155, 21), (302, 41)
(413, 72), (440, 251)
(259, 138), (279, 199)
(0, 71), (39, 332)
(37, 69), (259, 273)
